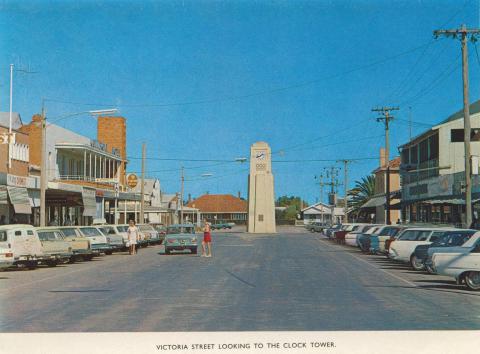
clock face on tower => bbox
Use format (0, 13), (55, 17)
(255, 151), (266, 160)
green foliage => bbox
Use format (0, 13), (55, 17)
(347, 175), (376, 216)
(276, 195), (307, 220)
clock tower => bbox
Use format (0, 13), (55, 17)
(247, 142), (276, 233)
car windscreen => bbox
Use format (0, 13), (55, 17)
(379, 227), (400, 237)
(117, 226), (128, 232)
(80, 228), (102, 236)
(0, 230), (7, 242)
(101, 227), (116, 235)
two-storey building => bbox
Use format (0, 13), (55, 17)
(399, 100), (480, 226)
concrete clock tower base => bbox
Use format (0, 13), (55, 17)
(247, 142), (276, 233)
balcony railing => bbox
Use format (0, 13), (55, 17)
(57, 175), (119, 184)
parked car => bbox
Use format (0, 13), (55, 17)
(334, 224), (358, 244)
(431, 239), (480, 290)
(36, 228), (73, 266)
(345, 224), (374, 247)
(116, 224), (148, 247)
(413, 229), (476, 271)
(211, 222), (233, 230)
(97, 225), (127, 251)
(369, 226), (406, 254)
(358, 226), (381, 252)
(76, 226), (113, 255)
(388, 227), (456, 266)
(58, 227), (95, 260)
(0, 225), (44, 269)
(0, 227), (14, 268)
(325, 224), (342, 238)
(151, 223), (167, 244)
(164, 224), (198, 255)
(138, 224), (161, 245)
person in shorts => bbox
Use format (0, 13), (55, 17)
(202, 220), (212, 257)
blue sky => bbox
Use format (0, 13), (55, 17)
(1, 0), (479, 204)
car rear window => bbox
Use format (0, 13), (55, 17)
(38, 231), (59, 241)
(0, 231), (7, 242)
(139, 225), (154, 231)
(117, 226), (128, 232)
(61, 228), (78, 237)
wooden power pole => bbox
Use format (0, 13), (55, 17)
(140, 143), (146, 224)
(372, 106), (399, 225)
(434, 24), (480, 228)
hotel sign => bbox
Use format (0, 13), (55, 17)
(127, 174), (138, 188)
(7, 174), (27, 188)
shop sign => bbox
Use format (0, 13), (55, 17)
(7, 174), (27, 187)
(127, 174), (138, 189)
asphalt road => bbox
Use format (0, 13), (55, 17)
(1, 226), (480, 332)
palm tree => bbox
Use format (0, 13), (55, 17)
(348, 175), (376, 217)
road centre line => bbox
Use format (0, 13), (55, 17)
(317, 237), (418, 288)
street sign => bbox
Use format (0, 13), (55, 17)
(126, 174), (138, 188)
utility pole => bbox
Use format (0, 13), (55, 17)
(180, 166), (184, 225)
(337, 159), (353, 223)
(8, 64), (13, 171)
(140, 142), (146, 224)
(40, 102), (47, 227)
(434, 24), (480, 228)
(373, 106), (399, 225)
(315, 173), (325, 224)
(325, 166), (341, 225)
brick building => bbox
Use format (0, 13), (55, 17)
(19, 114), (140, 226)
(0, 112), (36, 224)
(186, 194), (248, 224)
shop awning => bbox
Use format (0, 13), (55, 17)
(28, 190), (40, 208)
(361, 195), (385, 209)
(425, 199), (465, 205)
(82, 188), (97, 217)
(7, 186), (32, 214)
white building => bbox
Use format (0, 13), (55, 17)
(301, 202), (345, 225)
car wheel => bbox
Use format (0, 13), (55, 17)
(68, 256), (76, 264)
(191, 248), (197, 255)
(425, 264), (435, 274)
(410, 255), (424, 271)
(165, 248), (170, 255)
(105, 250), (113, 255)
(464, 271), (480, 291)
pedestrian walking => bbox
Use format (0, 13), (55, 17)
(127, 219), (139, 255)
(202, 220), (212, 257)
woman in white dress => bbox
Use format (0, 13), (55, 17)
(127, 219), (139, 255)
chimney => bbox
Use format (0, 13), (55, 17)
(188, 193), (192, 203)
(380, 148), (386, 168)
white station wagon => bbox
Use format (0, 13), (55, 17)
(432, 234), (480, 290)
(0, 224), (44, 269)
(388, 227), (457, 266)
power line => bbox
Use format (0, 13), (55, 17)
(43, 41), (433, 109)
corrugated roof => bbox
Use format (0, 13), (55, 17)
(186, 194), (247, 213)
(0, 112), (22, 130)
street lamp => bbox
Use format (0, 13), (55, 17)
(39, 106), (118, 226)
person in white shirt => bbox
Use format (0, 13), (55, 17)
(127, 219), (139, 255)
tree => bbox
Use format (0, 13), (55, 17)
(348, 175), (376, 217)
(276, 195), (308, 221)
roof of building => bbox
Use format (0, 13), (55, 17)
(0, 112), (22, 130)
(399, 99), (480, 149)
(131, 178), (160, 194)
(186, 194), (247, 213)
(373, 156), (401, 173)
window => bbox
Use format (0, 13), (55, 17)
(417, 231), (431, 241)
(410, 145), (418, 164)
(451, 129), (480, 142)
(0, 231), (7, 242)
(419, 139), (428, 162)
(27, 230), (33, 236)
(429, 231), (445, 242)
(401, 148), (410, 164)
(15, 231), (22, 237)
(258, 214), (264, 222)
(429, 133), (439, 159)
(398, 230), (417, 241)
